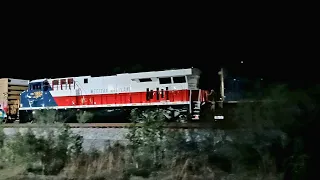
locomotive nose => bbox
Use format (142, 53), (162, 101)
(20, 80), (47, 108)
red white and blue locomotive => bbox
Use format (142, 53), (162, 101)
(19, 68), (208, 123)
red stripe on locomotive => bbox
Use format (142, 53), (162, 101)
(53, 89), (193, 106)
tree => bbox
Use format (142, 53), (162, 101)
(232, 84), (318, 179)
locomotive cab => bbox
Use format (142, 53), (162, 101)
(20, 79), (55, 107)
(19, 80), (52, 122)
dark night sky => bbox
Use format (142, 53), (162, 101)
(1, 19), (317, 90)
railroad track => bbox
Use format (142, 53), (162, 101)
(0, 122), (215, 129)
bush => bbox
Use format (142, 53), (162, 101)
(231, 84), (318, 179)
(123, 84), (318, 179)
(1, 125), (83, 175)
(0, 111), (83, 176)
(32, 109), (62, 124)
(61, 143), (128, 180)
(0, 84), (316, 179)
(126, 109), (232, 179)
(76, 110), (94, 123)
(0, 127), (5, 148)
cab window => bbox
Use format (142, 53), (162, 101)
(29, 83), (42, 90)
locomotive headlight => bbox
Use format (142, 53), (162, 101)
(20, 104), (23, 107)
(214, 115), (224, 120)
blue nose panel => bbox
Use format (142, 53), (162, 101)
(20, 90), (58, 108)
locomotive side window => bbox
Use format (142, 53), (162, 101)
(60, 79), (67, 90)
(173, 76), (186, 83)
(52, 80), (59, 90)
(159, 77), (171, 84)
(84, 78), (88, 83)
(68, 78), (74, 89)
(139, 78), (152, 82)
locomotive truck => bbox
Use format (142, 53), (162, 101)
(18, 68), (209, 123)
(0, 78), (29, 122)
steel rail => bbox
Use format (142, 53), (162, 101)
(0, 122), (215, 129)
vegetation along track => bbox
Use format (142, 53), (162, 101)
(0, 122), (215, 129)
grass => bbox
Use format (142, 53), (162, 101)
(0, 126), (283, 180)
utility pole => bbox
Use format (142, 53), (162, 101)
(218, 68), (225, 108)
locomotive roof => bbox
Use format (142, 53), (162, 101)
(116, 68), (199, 78)
(30, 79), (47, 83)
(29, 68), (200, 83)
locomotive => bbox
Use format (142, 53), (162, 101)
(18, 68), (209, 123)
